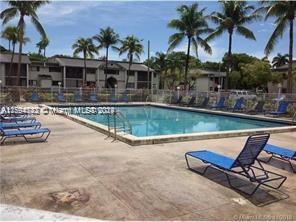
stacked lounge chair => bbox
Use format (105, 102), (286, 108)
(0, 107), (50, 144)
(227, 97), (244, 112)
(210, 97), (226, 109)
(180, 95), (196, 106)
(185, 134), (287, 195)
(57, 92), (66, 102)
(31, 92), (39, 102)
(171, 95), (183, 105)
(119, 91), (129, 103)
(74, 90), (82, 102)
(191, 97), (209, 108)
(247, 100), (265, 114)
(265, 101), (289, 116)
(89, 91), (98, 103)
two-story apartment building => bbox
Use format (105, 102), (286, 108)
(0, 52), (158, 90)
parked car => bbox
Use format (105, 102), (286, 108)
(229, 90), (257, 100)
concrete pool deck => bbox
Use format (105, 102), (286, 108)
(1, 112), (296, 220)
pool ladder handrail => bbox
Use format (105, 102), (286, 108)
(107, 110), (132, 141)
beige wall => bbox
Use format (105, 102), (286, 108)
(195, 77), (209, 92)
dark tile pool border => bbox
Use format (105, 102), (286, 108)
(45, 102), (296, 146)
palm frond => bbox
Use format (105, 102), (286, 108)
(1, 7), (18, 24)
(31, 16), (46, 38)
(265, 18), (287, 55)
(206, 28), (224, 41)
(236, 25), (256, 40)
(196, 36), (212, 55)
(167, 32), (184, 52)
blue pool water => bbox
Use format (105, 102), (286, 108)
(74, 106), (286, 137)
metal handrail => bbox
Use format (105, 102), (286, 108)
(115, 110), (132, 134)
(107, 110), (132, 141)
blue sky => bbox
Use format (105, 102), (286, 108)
(0, 1), (292, 62)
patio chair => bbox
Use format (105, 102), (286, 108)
(247, 101), (265, 115)
(57, 92), (66, 102)
(0, 121), (41, 129)
(180, 95), (196, 106)
(1, 115), (36, 122)
(89, 92), (98, 103)
(265, 101), (289, 116)
(227, 97), (244, 112)
(119, 91), (129, 103)
(74, 90), (82, 102)
(261, 144), (295, 173)
(108, 93), (117, 102)
(0, 127), (51, 144)
(210, 97), (226, 109)
(171, 95), (183, 105)
(31, 92), (39, 102)
(192, 97), (209, 108)
(185, 134), (287, 196)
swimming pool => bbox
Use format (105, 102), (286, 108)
(74, 105), (287, 137)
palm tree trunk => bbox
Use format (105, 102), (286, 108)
(8, 40), (11, 51)
(83, 53), (87, 86)
(126, 62), (131, 89)
(287, 19), (293, 93)
(184, 37), (191, 91)
(105, 47), (109, 88)
(9, 42), (15, 75)
(16, 16), (24, 87)
(226, 32), (233, 90)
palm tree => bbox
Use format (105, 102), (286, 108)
(207, 1), (258, 89)
(72, 38), (98, 85)
(168, 3), (212, 90)
(93, 27), (119, 88)
(1, 1), (49, 86)
(258, 1), (296, 93)
(36, 36), (49, 58)
(272, 53), (289, 68)
(118, 35), (144, 88)
(1, 26), (18, 74)
(1, 26), (16, 51)
(153, 52), (168, 89)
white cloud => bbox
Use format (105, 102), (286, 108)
(37, 2), (101, 26)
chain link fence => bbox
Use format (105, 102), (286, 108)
(0, 86), (296, 116)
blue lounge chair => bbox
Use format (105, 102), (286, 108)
(31, 92), (39, 102)
(247, 101), (265, 114)
(185, 134), (287, 195)
(192, 97), (209, 108)
(180, 95), (196, 106)
(120, 92), (129, 103)
(108, 93), (117, 102)
(0, 121), (41, 129)
(228, 97), (244, 112)
(89, 92), (98, 102)
(57, 92), (66, 102)
(1, 115), (36, 122)
(210, 97), (226, 109)
(171, 95), (183, 105)
(266, 101), (289, 116)
(0, 127), (50, 144)
(262, 144), (296, 173)
(74, 91), (82, 102)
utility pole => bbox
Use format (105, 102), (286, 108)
(147, 40), (151, 94)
